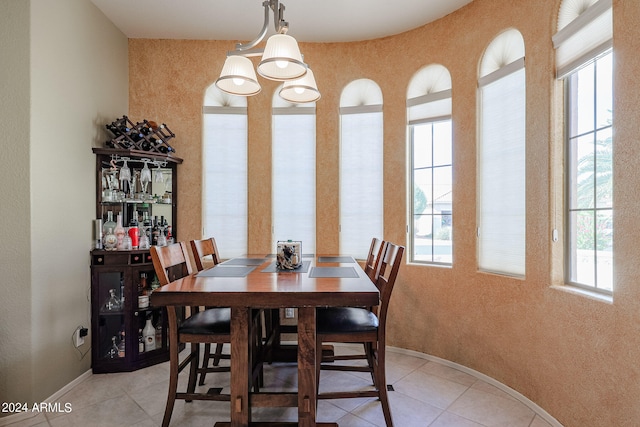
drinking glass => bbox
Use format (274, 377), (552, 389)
(140, 160), (152, 198)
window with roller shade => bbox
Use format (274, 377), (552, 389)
(272, 91), (316, 253)
(202, 84), (248, 258)
(407, 64), (452, 265)
(339, 79), (383, 259)
(477, 29), (526, 277)
(554, 0), (613, 292)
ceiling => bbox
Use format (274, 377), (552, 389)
(90, 0), (473, 43)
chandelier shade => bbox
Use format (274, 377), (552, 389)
(257, 34), (307, 81)
(279, 68), (321, 103)
(215, 55), (262, 96)
(215, 0), (319, 102)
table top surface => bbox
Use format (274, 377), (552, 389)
(150, 255), (380, 308)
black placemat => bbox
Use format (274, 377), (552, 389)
(261, 260), (311, 273)
(317, 256), (356, 263)
(308, 266), (359, 278)
(196, 266), (256, 277)
(221, 258), (267, 266)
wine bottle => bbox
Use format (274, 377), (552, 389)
(138, 329), (145, 354)
(152, 216), (160, 246)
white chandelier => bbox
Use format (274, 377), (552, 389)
(215, 0), (321, 103)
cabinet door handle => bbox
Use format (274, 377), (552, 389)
(134, 311), (139, 317)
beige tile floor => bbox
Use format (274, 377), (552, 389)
(4, 344), (560, 427)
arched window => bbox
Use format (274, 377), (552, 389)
(477, 29), (526, 277)
(202, 84), (248, 258)
(407, 64), (453, 265)
(272, 90), (316, 253)
(554, 0), (613, 292)
(339, 79), (383, 259)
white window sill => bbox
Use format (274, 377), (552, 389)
(550, 284), (613, 304)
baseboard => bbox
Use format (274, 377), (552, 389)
(386, 345), (564, 427)
(0, 369), (92, 426)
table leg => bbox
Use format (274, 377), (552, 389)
(297, 306), (317, 427)
(231, 307), (251, 427)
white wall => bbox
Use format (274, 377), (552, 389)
(0, 0), (128, 408)
(0, 0), (32, 405)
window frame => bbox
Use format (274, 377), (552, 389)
(408, 116), (453, 266)
(563, 49), (613, 294)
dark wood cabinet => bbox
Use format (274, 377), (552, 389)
(90, 148), (182, 373)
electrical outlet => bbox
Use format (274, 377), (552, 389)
(285, 308), (295, 318)
(74, 327), (85, 347)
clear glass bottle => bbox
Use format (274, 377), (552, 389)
(122, 228), (132, 250)
(102, 211), (116, 245)
(104, 288), (122, 311)
(114, 213), (126, 250)
(103, 227), (117, 251)
(138, 329), (145, 354)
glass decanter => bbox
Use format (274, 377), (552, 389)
(104, 288), (122, 311)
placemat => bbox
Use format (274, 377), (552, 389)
(196, 266), (256, 277)
(317, 256), (356, 263)
(308, 266), (359, 278)
(261, 260), (311, 273)
(221, 258), (267, 266)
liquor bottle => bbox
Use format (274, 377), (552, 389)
(128, 210), (139, 249)
(104, 288), (121, 311)
(122, 228), (132, 250)
(138, 329), (145, 354)
(117, 328), (125, 358)
(161, 216), (168, 236)
(102, 211), (116, 240)
(108, 336), (119, 358)
(143, 316), (156, 351)
(103, 228), (117, 251)
(152, 216), (160, 246)
(155, 320), (163, 349)
(143, 212), (152, 242)
(137, 273), (149, 309)
(166, 226), (174, 245)
(114, 213), (126, 250)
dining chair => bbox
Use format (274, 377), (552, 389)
(315, 241), (405, 427)
(151, 242), (231, 427)
(364, 237), (385, 282)
(190, 237), (228, 386)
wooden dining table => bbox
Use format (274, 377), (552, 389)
(150, 255), (380, 427)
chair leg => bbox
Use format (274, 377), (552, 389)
(374, 343), (393, 427)
(163, 308), (179, 427)
(186, 342), (200, 401)
(364, 341), (376, 385)
(213, 343), (224, 365)
(315, 337), (323, 399)
(199, 343), (212, 386)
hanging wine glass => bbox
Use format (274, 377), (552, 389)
(119, 158), (131, 182)
(119, 158), (131, 198)
(140, 160), (152, 198)
(154, 164), (164, 184)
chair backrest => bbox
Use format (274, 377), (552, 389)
(364, 237), (385, 282)
(150, 242), (194, 286)
(373, 242), (404, 327)
(190, 237), (221, 271)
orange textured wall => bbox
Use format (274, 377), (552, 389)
(129, 0), (640, 425)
